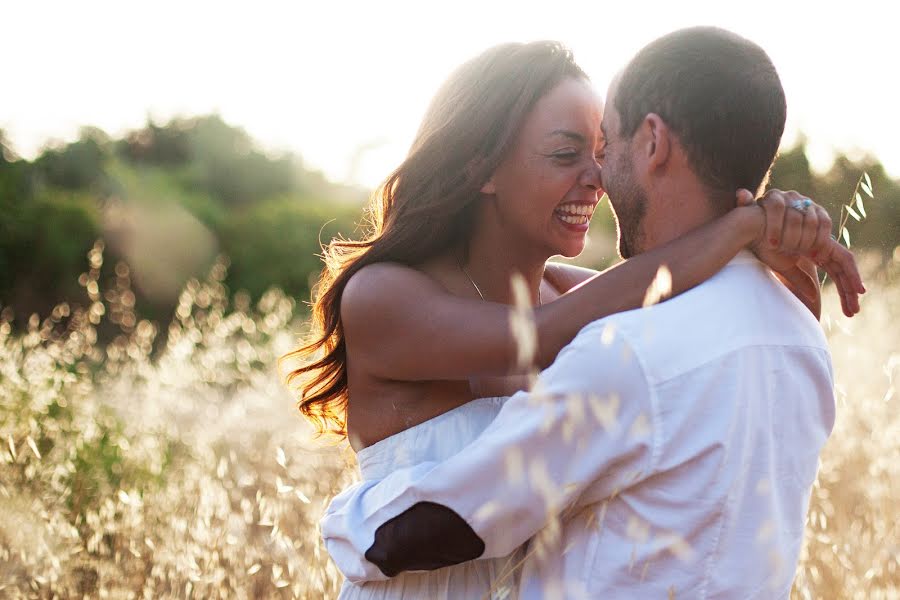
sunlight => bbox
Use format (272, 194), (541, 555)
(3, 0), (897, 188)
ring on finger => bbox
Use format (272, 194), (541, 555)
(789, 197), (813, 213)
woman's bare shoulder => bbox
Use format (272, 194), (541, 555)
(341, 261), (455, 328)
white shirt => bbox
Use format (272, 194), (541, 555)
(321, 251), (835, 599)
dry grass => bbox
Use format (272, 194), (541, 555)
(0, 243), (897, 598)
(791, 257), (900, 599)
(0, 243), (354, 599)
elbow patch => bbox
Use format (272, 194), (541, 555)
(364, 501), (485, 577)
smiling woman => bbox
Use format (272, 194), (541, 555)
(479, 77), (604, 259)
(284, 41), (595, 440)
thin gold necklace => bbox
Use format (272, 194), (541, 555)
(455, 254), (542, 305)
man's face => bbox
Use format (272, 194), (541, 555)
(600, 80), (649, 259)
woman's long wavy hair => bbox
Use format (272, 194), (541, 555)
(283, 41), (587, 436)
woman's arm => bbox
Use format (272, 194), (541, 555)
(343, 202), (861, 383)
(550, 252), (823, 320)
(533, 190), (832, 319)
(344, 206), (761, 381)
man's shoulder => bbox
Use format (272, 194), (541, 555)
(576, 259), (829, 384)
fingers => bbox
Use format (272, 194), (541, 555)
(810, 206), (833, 261)
(735, 188), (755, 207)
(796, 202), (819, 253)
(759, 190), (786, 249)
(778, 190), (815, 254)
(762, 189), (865, 317)
(780, 205), (804, 254)
(766, 190), (825, 255)
(819, 241), (865, 316)
(820, 259), (855, 317)
(832, 243), (866, 295)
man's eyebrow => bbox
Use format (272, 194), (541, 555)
(547, 129), (586, 143)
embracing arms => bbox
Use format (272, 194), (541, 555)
(343, 195), (862, 383)
(323, 324), (652, 581)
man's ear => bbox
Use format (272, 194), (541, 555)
(641, 113), (671, 171)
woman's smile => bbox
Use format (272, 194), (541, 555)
(553, 201), (599, 232)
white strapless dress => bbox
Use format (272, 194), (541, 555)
(337, 396), (524, 600)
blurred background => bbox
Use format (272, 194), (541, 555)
(2, 1), (897, 597)
(3, 0), (900, 327)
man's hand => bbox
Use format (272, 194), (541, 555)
(737, 189), (865, 317)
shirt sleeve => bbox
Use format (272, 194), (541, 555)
(321, 320), (658, 583)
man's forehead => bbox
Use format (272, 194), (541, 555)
(605, 72), (623, 103)
(601, 72), (623, 133)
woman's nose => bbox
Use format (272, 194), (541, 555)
(580, 162), (603, 190)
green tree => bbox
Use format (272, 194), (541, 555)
(222, 197), (359, 303)
(34, 128), (111, 191)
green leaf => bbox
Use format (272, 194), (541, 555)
(856, 193), (867, 218)
(841, 226), (851, 247)
(846, 204), (861, 221)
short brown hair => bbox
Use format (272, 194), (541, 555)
(615, 27), (786, 197)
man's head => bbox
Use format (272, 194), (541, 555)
(600, 27), (787, 258)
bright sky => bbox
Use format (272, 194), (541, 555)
(3, 0), (897, 189)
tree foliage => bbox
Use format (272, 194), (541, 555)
(1, 116), (897, 335)
(0, 117), (365, 331)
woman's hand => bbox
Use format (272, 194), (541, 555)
(739, 189), (865, 317)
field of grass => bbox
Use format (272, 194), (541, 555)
(1, 244), (897, 599)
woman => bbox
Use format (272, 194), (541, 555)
(285, 42), (862, 598)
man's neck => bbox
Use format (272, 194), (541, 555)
(640, 177), (731, 252)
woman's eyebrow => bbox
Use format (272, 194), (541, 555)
(546, 129), (586, 143)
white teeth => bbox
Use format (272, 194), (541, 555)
(555, 204), (594, 221)
(557, 214), (589, 225)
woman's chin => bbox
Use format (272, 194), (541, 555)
(554, 239), (588, 259)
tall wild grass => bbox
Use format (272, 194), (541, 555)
(0, 242), (897, 598)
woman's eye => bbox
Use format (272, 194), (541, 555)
(552, 151), (579, 161)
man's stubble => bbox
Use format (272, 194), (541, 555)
(605, 153), (648, 260)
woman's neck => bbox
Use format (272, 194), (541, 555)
(460, 210), (547, 306)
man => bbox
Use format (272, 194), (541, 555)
(322, 27), (840, 598)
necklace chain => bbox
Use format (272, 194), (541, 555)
(455, 254), (542, 306)
(456, 254), (486, 300)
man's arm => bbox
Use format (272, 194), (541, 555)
(321, 321), (657, 582)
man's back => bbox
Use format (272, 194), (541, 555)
(524, 251), (835, 598)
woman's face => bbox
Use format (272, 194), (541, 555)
(483, 77), (604, 259)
